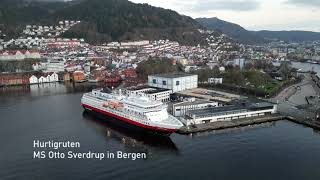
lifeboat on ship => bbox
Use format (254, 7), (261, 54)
(103, 101), (124, 110)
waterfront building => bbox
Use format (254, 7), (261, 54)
(29, 75), (38, 84)
(148, 73), (198, 93)
(38, 75), (49, 83)
(63, 72), (71, 81)
(49, 72), (59, 82)
(172, 100), (218, 117)
(182, 102), (277, 126)
(73, 71), (86, 82)
(0, 73), (31, 86)
(33, 73), (59, 84)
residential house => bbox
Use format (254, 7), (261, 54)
(29, 75), (38, 84)
(49, 72), (59, 82)
(63, 72), (71, 81)
(73, 71), (86, 82)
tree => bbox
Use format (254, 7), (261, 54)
(223, 69), (245, 86)
(279, 61), (292, 80)
(136, 57), (181, 79)
(192, 67), (221, 82)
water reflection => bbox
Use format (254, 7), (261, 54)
(313, 129), (320, 135)
(0, 82), (118, 97)
(273, 61), (320, 76)
(82, 111), (180, 154)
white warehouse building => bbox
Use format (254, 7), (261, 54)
(172, 100), (219, 117)
(148, 73), (198, 93)
(183, 102), (277, 126)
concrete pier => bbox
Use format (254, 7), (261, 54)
(178, 114), (285, 134)
(177, 73), (320, 134)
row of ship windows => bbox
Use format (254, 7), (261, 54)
(97, 102), (151, 125)
(85, 97), (153, 124)
(127, 104), (159, 110)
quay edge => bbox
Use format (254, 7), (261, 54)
(177, 114), (286, 134)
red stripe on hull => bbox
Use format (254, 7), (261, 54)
(82, 103), (178, 133)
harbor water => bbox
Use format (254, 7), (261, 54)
(273, 61), (320, 75)
(1, 82), (320, 180)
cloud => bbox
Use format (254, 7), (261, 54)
(189, 0), (261, 12)
(286, 0), (320, 7)
(131, 0), (261, 12)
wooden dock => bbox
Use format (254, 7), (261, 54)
(177, 114), (286, 134)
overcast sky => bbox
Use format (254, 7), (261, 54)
(130, 0), (320, 32)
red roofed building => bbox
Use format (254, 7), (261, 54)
(0, 73), (31, 86)
(123, 68), (137, 78)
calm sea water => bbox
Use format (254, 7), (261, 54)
(273, 61), (320, 76)
(1, 83), (320, 180)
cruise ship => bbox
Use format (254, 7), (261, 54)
(81, 89), (184, 135)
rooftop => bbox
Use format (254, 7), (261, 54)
(150, 73), (196, 79)
(187, 101), (276, 118)
(248, 102), (275, 109)
(173, 100), (216, 107)
(126, 85), (150, 91)
(188, 105), (248, 118)
(144, 88), (172, 94)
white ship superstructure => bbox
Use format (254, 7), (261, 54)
(81, 89), (183, 135)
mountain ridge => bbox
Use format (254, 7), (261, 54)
(50, 0), (203, 44)
(196, 17), (320, 44)
(2, 0), (320, 45)
(0, 0), (206, 45)
(196, 17), (266, 44)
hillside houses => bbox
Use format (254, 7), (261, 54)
(44, 61), (66, 73)
(0, 50), (41, 61)
(22, 20), (81, 38)
(47, 39), (82, 48)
